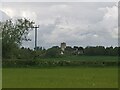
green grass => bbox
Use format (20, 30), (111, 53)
(3, 67), (118, 88)
(0, 68), (2, 89)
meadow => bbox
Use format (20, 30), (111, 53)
(2, 56), (119, 88)
(2, 67), (118, 88)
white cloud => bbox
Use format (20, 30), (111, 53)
(1, 8), (14, 18)
(99, 5), (118, 39)
(111, 27), (118, 38)
(1, 2), (118, 48)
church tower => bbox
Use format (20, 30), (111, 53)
(61, 42), (66, 54)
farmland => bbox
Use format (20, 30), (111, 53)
(2, 56), (119, 88)
(2, 67), (118, 88)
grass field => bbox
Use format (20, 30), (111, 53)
(0, 68), (2, 89)
(2, 67), (118, 88)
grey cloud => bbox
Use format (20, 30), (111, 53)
(1, 2), (118, 49)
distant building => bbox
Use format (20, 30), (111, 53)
(61, 42), (66, 54)
(78, 50), (84, 55)
(73, 46), (84, 55)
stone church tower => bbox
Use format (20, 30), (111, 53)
(61, 42), (66, 54)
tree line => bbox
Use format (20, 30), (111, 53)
(3, 45), (119, 59)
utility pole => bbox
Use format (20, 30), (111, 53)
(32, 25), (39, 50)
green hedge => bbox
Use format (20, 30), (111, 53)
(2, 59), (119, 68)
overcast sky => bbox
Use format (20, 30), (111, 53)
(0, 2), (118, 49)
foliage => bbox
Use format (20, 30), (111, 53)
(84, 46), (106, 55)
(45, 46), (61, 58)
(3, 56), (118, 67)
(84, 46), (119, 56)
(64, 46), (74, 55)
(17, 47), (34, 59)
(1, 18), (34, 58)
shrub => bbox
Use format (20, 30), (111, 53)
(45, 47), (61, 58)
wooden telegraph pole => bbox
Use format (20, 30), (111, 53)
(32, 25), (39, 50)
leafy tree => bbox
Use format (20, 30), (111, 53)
(78, 47), (84, 55)
(95, 46), (106, 55)
(84, 46), (93, 55)
(78, 47), (84, 51)
(17, 47), (34, 59)
(45, 47), (61, 58)
(113, 47), (118, 56)
(73, 46), (78, 50)
(64, 46), (73, 55)
(105, 46), (114, 56)
(1, 18), (34, 58)
(84, 46), (106, 56)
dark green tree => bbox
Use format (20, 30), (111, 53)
(1, 18), (34, 58)
(64, 46), (73, 55)
(45, 47), (61, 58)
(105, 46), (114, 56)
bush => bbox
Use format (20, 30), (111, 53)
(45, 47), (61, 58)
